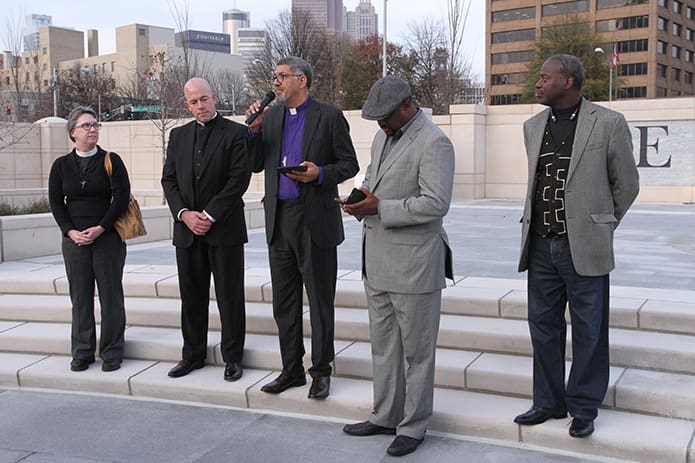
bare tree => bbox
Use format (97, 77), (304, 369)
(0, 10), (38, 150)
(168, 0), (193, 82)
(404, 19), (449, 114)
(146, 50), (186, 203)
(0, 122), (34, 153)
(446, 0), (474, 104)
(2, 10), (26, 121)
(57, 63), (118, 118)
(404, 8), (477, 115)
(210, 70), (249, 116)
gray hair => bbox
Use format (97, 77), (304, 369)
(277, 56), (313, 89)
(67, 106), (97, 142)
(547, 54), (585, 90)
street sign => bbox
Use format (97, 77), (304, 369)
(131, 105), (161, 112)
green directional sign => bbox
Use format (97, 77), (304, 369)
(131, 105), (161, 112)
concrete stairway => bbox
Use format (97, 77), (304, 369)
(1, 262), (695, 462)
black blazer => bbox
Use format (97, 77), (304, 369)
(162, 116), (251, 248)
(248, 98), (359, 248)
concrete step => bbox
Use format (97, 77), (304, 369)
(0, 351), (694, 463)
(4, 294), (695, 376)
(2, 320), (695, 422)
(2, 265), (695, 337)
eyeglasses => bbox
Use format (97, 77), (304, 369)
(76, 122), (102, 131)
(272, 72), (303, 83)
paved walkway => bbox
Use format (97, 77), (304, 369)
(0, 390), (604, 463)
(3, 199), (694, 463)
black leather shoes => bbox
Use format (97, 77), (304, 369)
(343, 421), (396, 436)
(70, 358), (95, 372)
(260, 373), (307, 394)
(569, 418), (594, 438)
(514, 408), (567, 425)
(101, 360), (121, 372)
(168, 359), (204, 378)
(224, 362), (243, 382)
(308, 376), (330, 399)
(387, 435), (424, 457)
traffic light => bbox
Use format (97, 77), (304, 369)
(5, 104), (12, 115)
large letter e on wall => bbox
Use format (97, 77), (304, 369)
(636, 126), (671, 168)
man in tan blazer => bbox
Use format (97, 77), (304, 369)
(341, 76), (454, 457)
(514, 54), (639, 438)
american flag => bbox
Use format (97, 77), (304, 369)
(611, 43), (620, 68)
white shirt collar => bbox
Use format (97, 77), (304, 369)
(75, 147), (98, 157)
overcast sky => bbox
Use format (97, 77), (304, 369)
(7, 0), (485, 80)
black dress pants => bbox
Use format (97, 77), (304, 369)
(268, 199), (336, 379)
(176, 237), (245, 364)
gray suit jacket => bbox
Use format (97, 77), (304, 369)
(362, 112), (455, 294)
(518, 98), (640, 276)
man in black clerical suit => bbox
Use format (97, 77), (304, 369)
(245, 56), (359, 399)
(162, 77), (251, 382)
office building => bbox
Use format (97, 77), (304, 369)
(176, 30), (231, 54)
(237, 28), (267, 73)
(487, 0), (695, 104)
(293, 0), (344, 33)
(223, 9), (251, 54)
(23, 14), (52, 52)
(345, 0), (378, 41)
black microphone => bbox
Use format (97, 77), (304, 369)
(245, 91), (276, 125)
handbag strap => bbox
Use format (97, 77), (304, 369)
(104, 151), (112, 177)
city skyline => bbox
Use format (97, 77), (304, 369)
(8, 0), (485, 80)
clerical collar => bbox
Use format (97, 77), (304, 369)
(196, 112), (218, 127)
(287, 97), (310, 116)
(75, 147), (98, 157)
(550, 100), (581, 123)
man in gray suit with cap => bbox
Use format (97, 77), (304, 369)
(341, 76), (454, 457)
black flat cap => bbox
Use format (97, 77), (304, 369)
(361, 76), (412, 121)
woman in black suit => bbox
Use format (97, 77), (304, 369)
(48, 106), (130, 372)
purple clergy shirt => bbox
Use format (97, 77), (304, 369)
(277, 98), (309, 200)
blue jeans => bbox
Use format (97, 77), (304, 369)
(527, 233), (610, 421)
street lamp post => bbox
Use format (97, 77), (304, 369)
(52, 67), (59, 117)
(383, 0), (388, 77)
(594, 47), (612, 102)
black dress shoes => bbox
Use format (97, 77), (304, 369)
(260, 373), (307, 393)
(569, 418), (595, 438)
(168, 359), (204, 378)
(343, 421), (397, 436)
(101, 360), (122, 372)
(387, 435), (424, 457)
(224, 362), (243, 382)
(307, 376), (330, 399)
(514, 408), (567, 425)
(70, 358), (95, 372)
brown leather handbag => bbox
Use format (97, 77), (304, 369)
(104, 152), (147, 241)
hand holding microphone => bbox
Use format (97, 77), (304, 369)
(245, 91), (275, 130)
